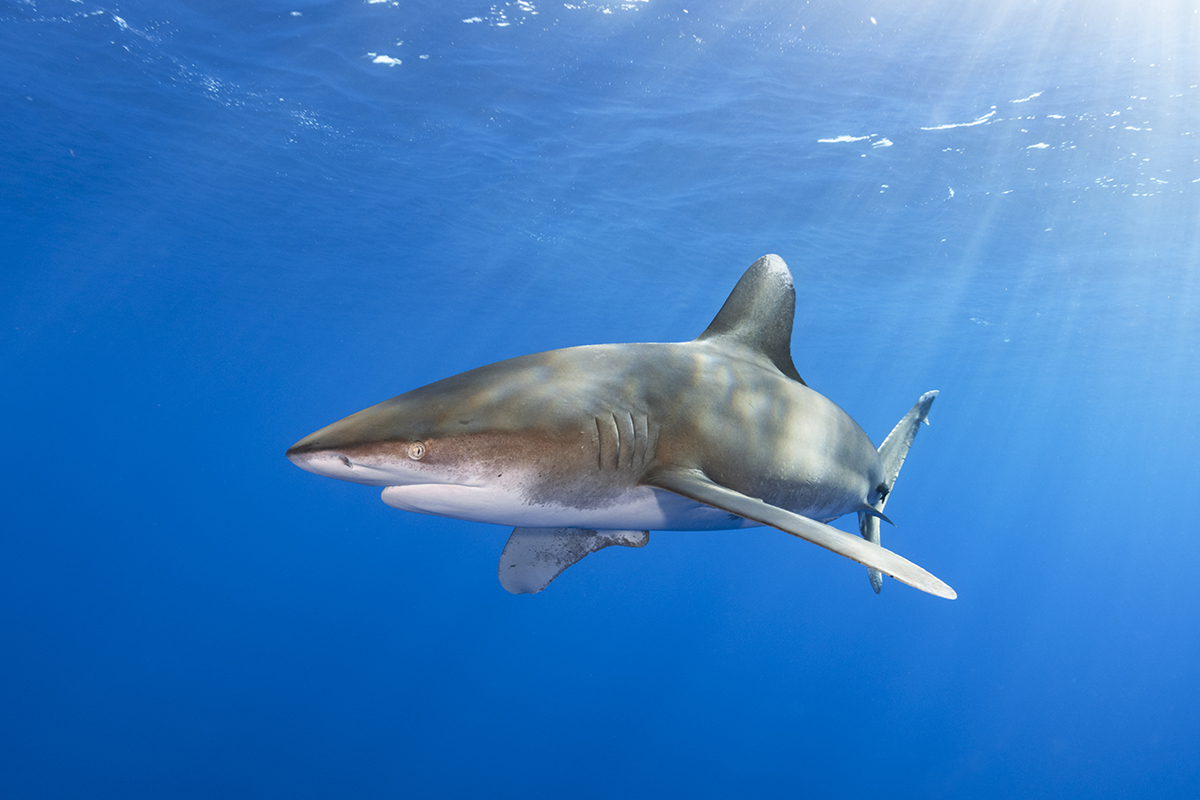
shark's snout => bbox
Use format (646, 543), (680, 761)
(286, 432), (349, 476)
(286, 431), (412, 487)
(284, 441), (329, 473)
(285, 428), (329, 461)
(287, 446), (369, 482)
(285, 442), (313, 462)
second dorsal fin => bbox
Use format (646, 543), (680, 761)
(695, 254), (804, 384)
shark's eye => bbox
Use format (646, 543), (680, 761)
(407, 441), (427, 460)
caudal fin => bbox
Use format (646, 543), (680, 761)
(859, 390), (939, 593)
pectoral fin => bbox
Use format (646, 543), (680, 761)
(499, 527), (649, 594)
(642, 466), (955, 600)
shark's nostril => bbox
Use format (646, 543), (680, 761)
(339, 455), (352, 468)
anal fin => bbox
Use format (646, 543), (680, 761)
(499, 527), (649, 594)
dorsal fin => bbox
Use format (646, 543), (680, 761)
(695, 254), (805, 384)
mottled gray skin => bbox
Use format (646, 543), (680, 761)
(287, 255), (883, 527)
(290, 339), (883, 524)
(287, 255), (953, 598)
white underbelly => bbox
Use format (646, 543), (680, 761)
(379, 483), (760, 531)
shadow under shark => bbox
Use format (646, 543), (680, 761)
(287, 255), (954, 599)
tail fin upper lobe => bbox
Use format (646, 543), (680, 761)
(858, 390), (939, 593)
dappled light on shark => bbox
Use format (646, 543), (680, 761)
(287, 255), (953, 599)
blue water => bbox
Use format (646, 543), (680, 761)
(4, 1), (1199, 797)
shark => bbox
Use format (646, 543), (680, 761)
(286, 255), (955, 599)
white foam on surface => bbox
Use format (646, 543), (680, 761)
(921, 110), (996, 131)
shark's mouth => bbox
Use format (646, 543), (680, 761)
(380, 483), (502, 519)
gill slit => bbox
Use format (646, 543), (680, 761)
(626, 411), (636, 469)
(596, 411), (658, 472)
(611, 411), (621, 470)
(594, 416), (604, 471)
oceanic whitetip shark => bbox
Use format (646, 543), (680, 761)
(287, 255), (955, 599)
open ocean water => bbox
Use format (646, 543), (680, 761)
(3, 1), (1200, 797)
